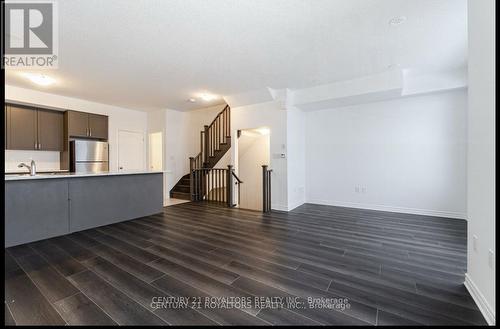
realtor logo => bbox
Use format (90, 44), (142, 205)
(2, 0), (58, 68)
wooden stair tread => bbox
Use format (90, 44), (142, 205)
(170, 191), (191, 200)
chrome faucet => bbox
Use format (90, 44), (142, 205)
(18, 160), (37, 176)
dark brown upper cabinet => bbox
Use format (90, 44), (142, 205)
(67, 111), (108, 139)
(6, 105), (63, 151)
(88, 113), (108, 139)
(7, 105), (38, 150)
(37, 109), (63, 151)
(5, 105), (8, 147)
(67, 111), (89, 138)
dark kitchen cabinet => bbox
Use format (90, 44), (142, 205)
(5, 173), (162, 247)
(7, 105), (38, 150)
(67, 110), (89, 138)
(6, 104), (63, 151)
(67, 111), (108, 139)
(37, 109), (63, 151)
(5, 105), (8, 147)
(88, 113), (108, 139)
(6, 179), (70, 247)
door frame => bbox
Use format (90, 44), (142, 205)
(117, 129), (146, 172)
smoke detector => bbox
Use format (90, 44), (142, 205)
(389, 16), (407, 26)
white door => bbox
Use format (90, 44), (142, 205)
(118, 130), (145, 171)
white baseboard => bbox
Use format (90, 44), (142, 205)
(306, 199), (466, 219)
(286, 201), (305, 212)
(271, 203), (294, 212)
(464, 273), (496, 325)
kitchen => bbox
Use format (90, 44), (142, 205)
(5, 100), (163, 248)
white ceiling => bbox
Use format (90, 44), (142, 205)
(5, 0), (467, 111)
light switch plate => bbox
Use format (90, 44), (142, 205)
(473, 235), (478, 252)
(488, 249), (495, 269)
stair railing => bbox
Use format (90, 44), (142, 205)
(203, 105), (230, 164)
(262, 165), (272, 212)
(188, 104), (232, 203)
(191, 164), (242, 207)
(189, 153), (203, 200)
(232, 169), (243, 206)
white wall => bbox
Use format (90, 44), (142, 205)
(185, 105), (224, 158)
(5, 150), (61, 171)
(5, 85), (148, 172)
(286, 106), (306, 210)
(164, 109), (188, 194)
(147, 109), (169, 203)
(465, 0), (496, 324)
(305, 89), (467, 218)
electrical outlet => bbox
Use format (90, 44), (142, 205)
(473, 235), (478, 252)
(488, 249), (495, 269)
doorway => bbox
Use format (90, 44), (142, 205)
(148, 131), (163, 171)
(237, 127), (270, 211)
(118, 130), (145, 171)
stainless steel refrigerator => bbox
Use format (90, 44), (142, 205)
(70, 140), (109, 173)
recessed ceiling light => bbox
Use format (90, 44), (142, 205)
(389, 16), (407, 26)
(188, 98), (196, 103)
(22, 73), (56, 86)
(199, 93), (218, 102)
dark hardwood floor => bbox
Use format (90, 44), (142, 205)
(5, 202), (486, 325)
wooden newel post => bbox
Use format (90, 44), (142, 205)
(200, 131), (204, 166)
(227, 165), (234, 207)
(262, 165), (268, 212)
(204, 125), (209, 164)
(189, 157), (194, 201)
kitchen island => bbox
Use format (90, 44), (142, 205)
(5, 171), (163, 247)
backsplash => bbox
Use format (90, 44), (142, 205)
(5, 150), (61, 172)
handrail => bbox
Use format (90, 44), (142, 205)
(192, 167), (243, 184)
(232, 171), (242, 206)
(232, 171), (243, 184)
(192, 167), (230, 172)
(208, 104), (230, 127)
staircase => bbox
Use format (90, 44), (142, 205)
(169, 105), (232, 200)
(170, 174), (191, 200)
